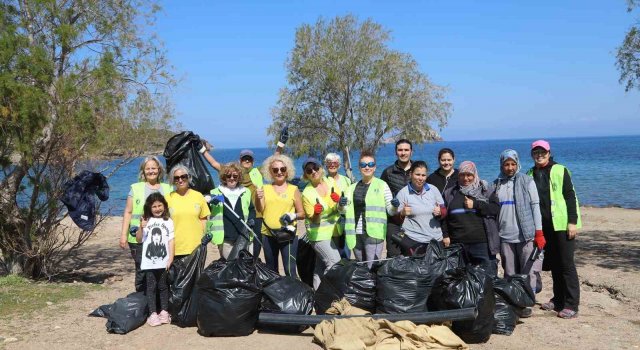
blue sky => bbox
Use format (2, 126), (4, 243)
(155, 1), (640, 148)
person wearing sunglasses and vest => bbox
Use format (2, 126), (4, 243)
(528, 139), (581, 319)
(165, 165), (211, 262)
(324, 152), (353, 259)
(255, 154), (305, 277)
(342, 150), (394, 269)
(119, 156), (173, 292)
(301, 157), (343, 289)
(205, 162), (255, 259)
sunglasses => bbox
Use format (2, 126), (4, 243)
(173, 174), (189, 182)
(326, 161), (340, 167)
(226, 174), (239, 180)
(359, 161), (376, 168)
(241, 156), (253, 162)
(271, 167), (287, 174)
(305, 165), (320, 175)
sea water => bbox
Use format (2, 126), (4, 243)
(102, 135), (640, 214)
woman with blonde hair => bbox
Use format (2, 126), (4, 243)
(255, 154), (304, 276)
(120, 156), (173, 291)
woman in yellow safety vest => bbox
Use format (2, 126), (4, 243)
(342, 150), (395, 269)
(119, 156), (173, 291)
(324, 152), (352, 259)
(301, 157), (343, 289)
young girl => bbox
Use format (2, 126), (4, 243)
(136, 192), (174, 327)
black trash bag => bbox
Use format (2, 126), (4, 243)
(163, 131), (215, 194)
(493, 294), (518, 335)
(428, 265), (495, 344)
(314, 260), (376, 314)
(423, 239), (466, 276)
(196, 253), (262, 337)
(493, 275), (535, 308)
(168, 244), (207, 327)
(105, 292), (149, 334)
(255, 258), (281, 287)
(375, 256), (433, 314)
(89, 304), (112, 318)
(260, 276), (314, 333)
(296, 234), (316, 288)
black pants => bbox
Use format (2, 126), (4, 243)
(252, 217), (263, 258)
(146, 269), (169, 313)
(399, 234), (429, 256)
(385, 221), (403, 258)
(128, 242), (145, 292)
(461, 241), (497, 277)
(262, 235), (298, 277)
(542, 219), (580, 311)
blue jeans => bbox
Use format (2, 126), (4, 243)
(262, 235), (298, 277)
(463, 242), (497, 277)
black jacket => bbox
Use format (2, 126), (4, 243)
(427, 169), (459, 194)
(380, 160), (411, 196)
(61, 171), (109, 231)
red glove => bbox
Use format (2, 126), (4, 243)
(534, 230), (546, 249)
(330, 187), (340, 203)
(314, 198), (323, 215)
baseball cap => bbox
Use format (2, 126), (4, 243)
(302, 157), (321, 169)
(531, 140), (550, 151)
(239, 149), (254, 159)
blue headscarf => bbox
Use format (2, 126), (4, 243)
(499, 149), (521, 179)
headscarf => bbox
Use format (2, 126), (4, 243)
(458, 160), (488, 200)
(499, 149), (521, 179)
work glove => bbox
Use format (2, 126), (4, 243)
(390, 198), (400, 207)
(129, 226), (139, 237)
(534, 230), (546, 249)
(194, 134), (207, 154)
(339, 192), (348, 207)
(280, 212), (296, 225)
(330, 187), (340, 203)
(210, 194), (225, 205)
(277, 125), (289, 148)
(201, 233), (213, 245)
(314, 198), (323, 215)
(345, 234), (356, 249)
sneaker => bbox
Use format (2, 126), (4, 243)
(557, 308), (578, 319)
(158, 310), (171, 324)
(147, 312), (161, 327)
(540, 300), (556, 311)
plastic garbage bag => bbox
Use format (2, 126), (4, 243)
(493, 294), (518, 335)
(196, 253), (262, 337)
(105, 292), (148, 334)
(428, 265), (495, 344)
(376, 256), (432, 313)
(493, 274), (535, 308)
(423, 239), (466, 276)
(164, 131), (214, 194)
(260, 276), (314, 333)
(88, 304), (112, 318)
(168, 244), (207, 327)
(296, 233), (316, 288)
(255, 258), (281, 287)
(314, 260), (376, 314)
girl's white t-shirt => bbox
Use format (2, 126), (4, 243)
(141, 217), (174, 270)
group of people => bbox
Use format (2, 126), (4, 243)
(119, 135), (582, 327)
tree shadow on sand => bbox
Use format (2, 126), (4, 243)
(576, 230), (640, 273)
(53, 245), (131, 283)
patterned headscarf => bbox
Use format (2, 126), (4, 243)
(499, 149), (521, 179)
(459, 161), (487, 200)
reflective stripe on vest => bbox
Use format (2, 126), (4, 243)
(527, 165), (582, 230)
(206, 187), (253, 242)
(344, 177), (388, 239)
(128, 182), (172, 243)
(302, 184), (339, 241)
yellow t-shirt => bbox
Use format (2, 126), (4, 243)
(166, 189), (211, 255)
(261, 184), (298, 236)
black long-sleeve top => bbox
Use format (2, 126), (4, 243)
(531, 159), (578, 226)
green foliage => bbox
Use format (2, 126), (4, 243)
(617, 1), (640, 92)
(269, 15), (451, 173)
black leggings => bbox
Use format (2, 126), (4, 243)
(146, 269), (169, 313)
(128, 242), (145, 292)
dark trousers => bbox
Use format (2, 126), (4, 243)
(252, 217), (263, 258)
(128, 242), (145, 292)
(543, 219), (580, 311)
(262, 235), (298, 277)
(145, 269), (169, 313)
(462, 242), (497, 277)
(335, 234), (351, 260)
(385, 221), (403, 258)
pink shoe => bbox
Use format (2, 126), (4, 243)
(147, 312), (161, 327)
(158, 310), (171, 324)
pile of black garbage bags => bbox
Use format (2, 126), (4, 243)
(90, 240), (536, 343)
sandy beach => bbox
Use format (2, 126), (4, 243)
(1, 206), (639, 350)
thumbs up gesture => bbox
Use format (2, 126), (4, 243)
(314, 198), (323, 215)
(339, 191), (348, 207)
(402, 202), (412, 217)
(330, 187), (340, 203)
(464, 196), (474, 209)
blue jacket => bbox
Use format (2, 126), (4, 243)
(61, 171), (109, 231)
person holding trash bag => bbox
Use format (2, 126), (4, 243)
(324, 152), (352, 259)
(165, 165), (211, 261)
(201, 127), (288, 258)
(528, 139), (581, 319)
(342, 150), (395, 269)
(205, 162), (255, 259)
(301, 157), (342, 289)
(120, 156), (173, 291)
(442, 161), (500, 276)
(255, 154), (304, 277)
(427, 148), (459, 194)
(493, 149), (544, 299)
(391, 161), (447, 256)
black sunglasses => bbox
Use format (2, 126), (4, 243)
(241, 156), (254, 162)
(359, 161), (376, 168)
(271, 167), (287, 174)
(305, 165), (320, 175)
(173, 174), (189, 182)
